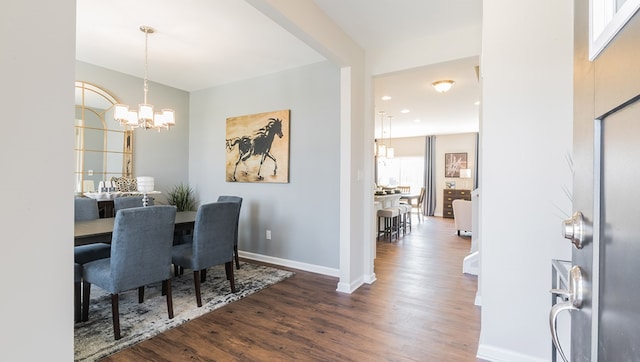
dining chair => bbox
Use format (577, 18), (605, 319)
(74, 263), (82, 323)
(74, 198), (111, 323)
(81, 205), (177, 340)
(414, 187), (425, 222)
(113, 196), (154, 213)
(217, 195), (243, 269)
(172, 202), (237, 307)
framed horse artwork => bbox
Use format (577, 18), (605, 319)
(225, 109), (290, 183)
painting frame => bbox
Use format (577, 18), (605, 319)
(444, 152), (467, 178)
(225, 109), (290, 183)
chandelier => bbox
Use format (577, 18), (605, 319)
(114, 26), (175, 131)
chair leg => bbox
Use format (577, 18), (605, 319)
(138, 286), (144, 303)
(111, 294), (121, 340)
(164, 279), (174, 319)
(193, 270), (203, 307)
(234, 244), (241, 270)
(74, 281), (81, 323)
(82, 281), (91, 322)
(225, 261), (236, 292)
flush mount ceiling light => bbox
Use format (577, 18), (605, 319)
(114, 25), (175, 131)
(432, 80), (455, 93)
(381, 95), (392, 101)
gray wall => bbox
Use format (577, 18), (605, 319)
(75, 61), (190, 203)
(189, 61), (341, 273)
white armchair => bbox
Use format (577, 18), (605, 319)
(452, 199), (472, 235)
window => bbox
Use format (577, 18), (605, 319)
(377, 156), (424, 193)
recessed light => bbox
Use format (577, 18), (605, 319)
(413, 119), (421, 123)
(400, 109), (410, 114)
(381, 96), (392, 101)
(474, 101), (480, 106)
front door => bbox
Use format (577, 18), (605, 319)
(567, 1), (640, 360)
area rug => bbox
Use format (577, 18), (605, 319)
(74, 262), (294, 361)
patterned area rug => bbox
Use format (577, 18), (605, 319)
(74, 262), (294, 361)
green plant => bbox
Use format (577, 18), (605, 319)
(166, 183), (196, 211)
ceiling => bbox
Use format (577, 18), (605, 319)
(76, 0), (482, 138)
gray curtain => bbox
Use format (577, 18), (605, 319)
(474, 132), (479, 190)
(423, 136), (436, 216)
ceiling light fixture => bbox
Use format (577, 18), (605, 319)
(114, 26), (175, 131)
(432, 80), (455, 93)
(381, 96), (392, 101)
(400, 109), (410, 114)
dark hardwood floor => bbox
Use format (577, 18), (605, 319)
(102, 216), (481, 361)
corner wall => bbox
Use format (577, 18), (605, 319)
(189, 61), (341, 273)
(1, 0), (75, 359)
(478, 1), (573, 360)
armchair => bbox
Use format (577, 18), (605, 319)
(452, 199), (472, 235)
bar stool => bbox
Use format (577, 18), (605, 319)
(377, 207), (400, 241)
(397, 204), (412, 235)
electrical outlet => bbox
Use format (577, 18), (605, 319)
(266, 230), (271, 240)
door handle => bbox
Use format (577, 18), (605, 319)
(549, 265), (584, 362)
(562, 212), (591, 249)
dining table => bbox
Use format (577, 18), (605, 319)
(374, 193), (403, 208)
(74, 210), (197, 246)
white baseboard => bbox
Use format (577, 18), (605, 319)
(239, 251), (370, 294)
(477, 344), (548, 362)
(463, 251), (479, 275)
(474, 294), (482, 306)
(238, 250), (340, 277)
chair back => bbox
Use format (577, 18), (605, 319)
(75, 197), (99, 221)
(114, 196), (154, 213)
(397, 185), (411, 193)
(217, 195), (243, 244)
(418, 187), (426, 205)
(110, 205), (177, 292)
(452, 199), (472, 232)
(191, 202), (237, 270)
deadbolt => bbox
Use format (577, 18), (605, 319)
(562, 211), (591, 249)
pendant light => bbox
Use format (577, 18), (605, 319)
(114, 26), (175, 131)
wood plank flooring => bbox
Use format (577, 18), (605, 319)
(102, 216), (481, 361)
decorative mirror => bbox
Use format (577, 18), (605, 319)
(75, 81), (133, 194)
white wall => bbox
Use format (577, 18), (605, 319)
(76, 61), (190, 203)
(1, 0), (75, 359)
(189, 61), (341, 273)
(478, 1), (573, 361)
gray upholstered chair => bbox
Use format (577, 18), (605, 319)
(81, 205), (177, 340)
(74, 198), (111, 323)
(216, 195), (243, 269)
(113, 196), (154, 213)
(74, 198), (111, 263)
(74, 263), (82, 323)
(172, 202), (237, 307)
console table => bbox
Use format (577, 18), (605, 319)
(442, 189), (471, 218)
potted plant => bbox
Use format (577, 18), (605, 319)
(166, 183), (197, 211)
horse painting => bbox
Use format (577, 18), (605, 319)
(226, 117), (285, 182)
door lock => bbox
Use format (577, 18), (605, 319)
(562, 211), (591, 249)
(549, 265), (585, 362)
